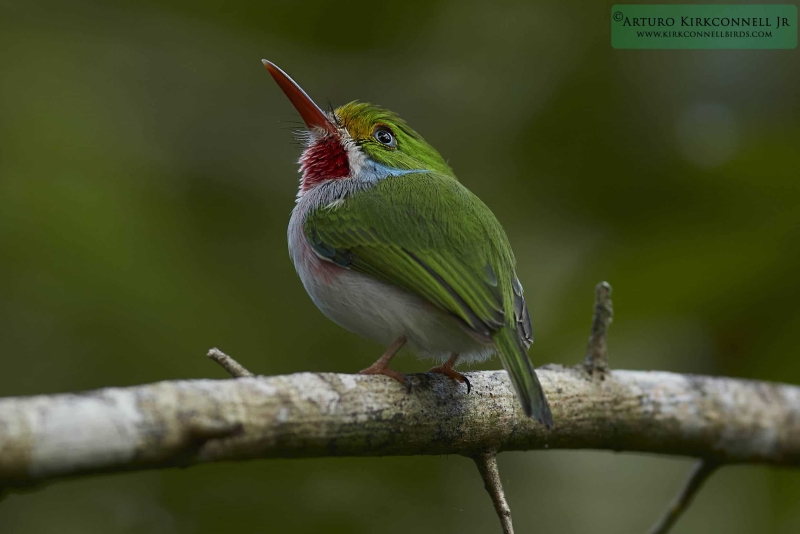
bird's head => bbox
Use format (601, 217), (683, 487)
(263, 60), (453, 196)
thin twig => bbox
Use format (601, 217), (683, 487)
(648, 459), (719, 534)
(207, 348), (255, 378)
(584, 281), (613, 373)
(472, 452), (514, 534)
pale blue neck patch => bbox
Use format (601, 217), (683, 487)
(357, 159), (428, 183)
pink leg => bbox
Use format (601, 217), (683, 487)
(359, 335), (407, 385)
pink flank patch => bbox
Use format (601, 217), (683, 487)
(300, 136), (349, 193)
(297, 230), (342, 284)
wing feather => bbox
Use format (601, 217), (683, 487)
(304, 173), (527, 342)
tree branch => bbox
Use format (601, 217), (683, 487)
(0, 281), (797, 534)
(584, 281), (613, 373)
(648, 459), (719, 534)
(0, 366), (798, 488)
(207, 347), (255, 378)
(472, 452), (514, 534)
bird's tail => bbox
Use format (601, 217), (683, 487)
(494, 327), (553, 428)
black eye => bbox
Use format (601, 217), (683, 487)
(373, 127), (396, 148)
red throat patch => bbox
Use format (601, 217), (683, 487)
(299, 136), (350, 193)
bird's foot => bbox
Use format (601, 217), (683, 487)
(428, 353), (471, 393)
(359, 364), (408, 387)
(358, 335), (411, 391)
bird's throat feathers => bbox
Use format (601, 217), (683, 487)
(298, 135), (351, 195)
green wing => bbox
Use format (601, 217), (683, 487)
(305, 173), (513, 340)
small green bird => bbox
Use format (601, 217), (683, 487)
(263, 60), (553, 427)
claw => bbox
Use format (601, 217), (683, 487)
(359, 365), (407, 385)
(359, 336), (408, 389)
(428, 353), (470, 393)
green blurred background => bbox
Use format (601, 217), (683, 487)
(2, 0), (799, 532)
